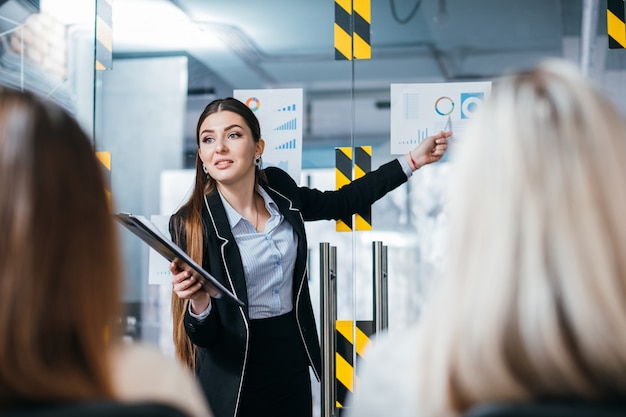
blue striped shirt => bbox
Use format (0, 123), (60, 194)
(221, 186), (296, 319)
(190, 187), (296, 320)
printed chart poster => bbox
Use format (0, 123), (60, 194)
(390, 81), (492, 154)
(234, 88), (303, 179)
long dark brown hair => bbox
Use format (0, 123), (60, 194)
(0, 88), (123, 405)
(171, 97), (265, 369)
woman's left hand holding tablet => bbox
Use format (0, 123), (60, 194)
(170, 259), (211, 314)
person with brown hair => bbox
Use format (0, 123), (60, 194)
(0, 87), (211, 417)
(169, 96), (450, 417)
(346, 59), (626, 417)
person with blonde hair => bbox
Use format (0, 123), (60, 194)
(346, 58), (626, 417)
(0, 87), (211, 417)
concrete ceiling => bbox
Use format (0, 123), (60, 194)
(166, 0), (592, 94)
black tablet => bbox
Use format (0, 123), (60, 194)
(115, 212), (245, 307)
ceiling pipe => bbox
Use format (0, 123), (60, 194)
(579, 0), (599, 76)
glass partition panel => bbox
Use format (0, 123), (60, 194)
(0, 1), (95, 134)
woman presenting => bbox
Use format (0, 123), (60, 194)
(169, 97), (449, 417)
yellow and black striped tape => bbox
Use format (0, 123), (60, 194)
(96, 151), (111, 202)
(608, 0), (626, 49)
(334, 0), (371, 60)
(335, 146), (372, 231)
(335, 320), (374, 408)
(353, 0), (371, 59)
(334, 0), (352, 61)
(96, 0), (113, 70)
(335, 147), (353, 232)
(354, 146), (371, 230)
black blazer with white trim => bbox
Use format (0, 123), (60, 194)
(169, 158), (409, 417)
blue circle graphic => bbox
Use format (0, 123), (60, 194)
(435, 96), (454, 116)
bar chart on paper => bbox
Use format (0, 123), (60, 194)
(397, 128), (430, 146)
(275, 118), (297, 131)
(278, 104), (297, 111)
(275, 138), (297, 149)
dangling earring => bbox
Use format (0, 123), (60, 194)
(254, 155), (262, 167)
(202, 163), (208, 174)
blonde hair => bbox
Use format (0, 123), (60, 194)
(0, 88), (122, 405)
(415, 59), (626, 416)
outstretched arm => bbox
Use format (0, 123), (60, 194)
(263, 130), (451, 222)
(404, 131), (451, 171)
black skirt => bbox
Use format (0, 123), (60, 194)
(237, 311), (312, 417)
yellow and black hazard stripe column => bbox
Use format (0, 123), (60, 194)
(96, 0), (113, 70)
(335, 320), (374, 408)
(96, 151), (111, 203)
(335, 146), (373, 231)
(334, 0), (371, 60)
(334, 0), (352, 60)
(354, 146), (371, 231)
(335, 147), (353, 231)
(353, 0), (371, 59)
(608, 0), (626, 49)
